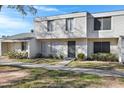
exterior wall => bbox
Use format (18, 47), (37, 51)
(28, 39), (41, 58)
(76, 39), (88, 57)
(112, 15), (124, 37)
(88, 12), (124, 38)
(34, 13), (87, 39)
(41, 40), (67, 57)
(39, 39), (87, 58)
(34, 11), (124, 39)
(87, 38), (119, 57)
(11, 43), (21, 52)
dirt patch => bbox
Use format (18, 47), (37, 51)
(101, 77), (124, 88)
(0, 70), (29, 86)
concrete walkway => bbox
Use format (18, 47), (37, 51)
(0, 61), (124, 77)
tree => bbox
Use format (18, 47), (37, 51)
(0, 5), (37, 15)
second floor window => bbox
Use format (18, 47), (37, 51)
(47, 20), (54, 32)
(66, 18), (73, 31)
(94, 16), (111, 30)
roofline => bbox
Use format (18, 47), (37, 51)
(92, 9), (124, 14)
(34, 11), (88, 21)
(35, 9), (124, 19)
(36, 11), (88, 18)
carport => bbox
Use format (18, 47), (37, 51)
(0, 33), (37, 58)
(0, 39), (29, 56)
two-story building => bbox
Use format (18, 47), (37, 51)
(1, 10), (124, 62)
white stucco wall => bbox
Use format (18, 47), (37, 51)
(40, 39), (88, 58)
(34, 13), (87, 39)
(87, 11), (124, 38)
(28, 39), (41, 58)
(40, 40), (67, 57)
(76, 39), (88, 57)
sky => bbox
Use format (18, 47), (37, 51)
(1, 5), (124, 37)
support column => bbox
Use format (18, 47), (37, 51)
(0, 40), (2, 56)
(118, 36), (123, 63)
(27, 41), (31, 58)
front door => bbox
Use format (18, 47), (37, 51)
(68, 41), (76, 58)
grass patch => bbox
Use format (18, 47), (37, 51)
(0, 67), (104, 88)
(1, 65), (124, 88)
(68, 61), (124, 70)
(16, 58), (61, 65)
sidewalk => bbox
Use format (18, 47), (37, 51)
(0, 61), (124, 77)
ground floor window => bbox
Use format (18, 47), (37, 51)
(21, 42), (27, 51)
(94, 42), (110, 53)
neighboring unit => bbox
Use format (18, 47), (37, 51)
(1, 10), (124, 62)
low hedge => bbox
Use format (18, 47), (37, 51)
(7, 51), (28, 59)
(89, 53), (118, 62)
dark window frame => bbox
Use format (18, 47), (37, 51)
(66, 18), (73, 31)
(94, 16), (111, 30)
(47, 20), (54, 32)
(94, 42), (110, 53)
(21, 42), (27, 51)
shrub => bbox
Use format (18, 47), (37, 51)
(48, 54), (54, 58)
(35, 53), (43, 58)
(7, 51), (28, 59)
(77, 53), (85, 60)
(7, 51), (16, 59)
(54, 55), (59, 59)
(60, 55), (64, 59)
(89, 53), (118, 62)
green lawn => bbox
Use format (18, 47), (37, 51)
(16, 58), (62, 65)
(67, 61), (124, 70)
(1, 65), (124, 88)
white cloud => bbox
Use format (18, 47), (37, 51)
(0, 15), (31, 30)
(34, 6), (59, 12)
(0, 14), (32, 36)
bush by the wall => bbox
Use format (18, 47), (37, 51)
(7, 51), (28, 59)
(35, 53), (43, 58)
(7, 51), (16, 59)
(48, 54), (54, 58)
(89, 53), (118, 62)
(77, 53), (85, 60)
(60, 55), (64, 59)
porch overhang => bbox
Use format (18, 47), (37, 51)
(1, 39), (30, 43)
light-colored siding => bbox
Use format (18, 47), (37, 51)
(34, 15), (87, 39)
(29, 39), (41, 58)
(39, 39), (87, 58)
